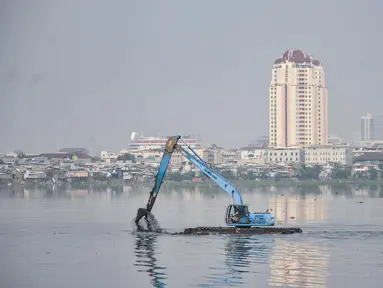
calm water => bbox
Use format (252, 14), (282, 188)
(1, 183), (383, 288)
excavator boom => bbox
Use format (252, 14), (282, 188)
(177, 145), (243, 205)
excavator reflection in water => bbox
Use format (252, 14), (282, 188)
(135, 136), (275, 231)
(134, 234), (167, 287)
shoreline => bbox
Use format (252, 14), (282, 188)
(3, 178), (383, 189)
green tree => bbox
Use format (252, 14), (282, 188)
(236, 166), (247, 180)
(368, 167), (378, 180)
(248, 171), (257, 180)
(378, 163), (383, 178)
(168, 172), (183, 181)
(117, 153), (136, 162)
(297, 164), (322, 180)
(331, 164), (351, 179)
(182, 171), (195, 181)
(354, 170), (367, 179)
(220, 170), (235, 180)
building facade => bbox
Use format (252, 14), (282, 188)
(265, 147), (305, 164)
(361, 113), (374, 142)
(269, 50), (328, 148)
(304, 145), (353, 165)
(126, 132), (200, 151)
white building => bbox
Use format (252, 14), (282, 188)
(304, 145), (353, 165)
(126, 132), (200, 151)
(100, 151), (118, 161)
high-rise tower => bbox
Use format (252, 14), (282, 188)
(361, 113), (374, 142)
(269, 50), (328, 147)
(360, 113), (383, 143)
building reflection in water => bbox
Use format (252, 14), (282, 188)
(134, 233), (167, 287)
(203, 235), (274, 286)
(269, 239), (329, 287)
(267, 188), (330, 287)
(270, 189), (329, 224)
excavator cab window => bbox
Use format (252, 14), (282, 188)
(226, 205), (250, 224)
(237, 206), (248, 216)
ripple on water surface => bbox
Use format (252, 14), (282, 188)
(201, 235), (274, 287)
(132, 228), (383, 288)
(269, 237), (330, 287)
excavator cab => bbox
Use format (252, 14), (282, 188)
(225, 204), (275, 227)
(225, 204), (251, 226)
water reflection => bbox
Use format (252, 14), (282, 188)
(203, 235), (274, 286)
(134, 234), (167, 287)
(270, 193), (329, 224)
(3, 183), (383, 201)
(269, 239), (329, 287)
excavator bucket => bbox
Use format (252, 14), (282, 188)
(135, 208), (150, 231)
(135, 208), (149, 224)
(135, 208), (162, 232)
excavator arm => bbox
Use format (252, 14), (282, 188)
(135, 136), (180, 228)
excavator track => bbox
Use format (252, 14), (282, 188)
(171, 226), (302, 235)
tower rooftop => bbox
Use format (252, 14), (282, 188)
(274, 49), (322, 66)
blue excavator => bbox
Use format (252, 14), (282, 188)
(135, 136), (275, 231)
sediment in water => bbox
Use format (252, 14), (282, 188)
(134, 210), (163, 233)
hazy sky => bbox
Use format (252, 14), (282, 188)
(1, 0), (382, 154)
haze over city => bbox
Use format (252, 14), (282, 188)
(1, 0), (383, 154)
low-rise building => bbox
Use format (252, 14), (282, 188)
(304, 145), (353, 165)
(203, 149), (223, 165)
(100, 151), (118, 161)
(237, 147), (267, 165)
(221, 149), (239, 163)
(238, 147), (267, 160)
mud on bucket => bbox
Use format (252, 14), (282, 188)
(135, 208), (162, 232)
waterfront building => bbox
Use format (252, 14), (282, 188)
(126, 132), (200, 151)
